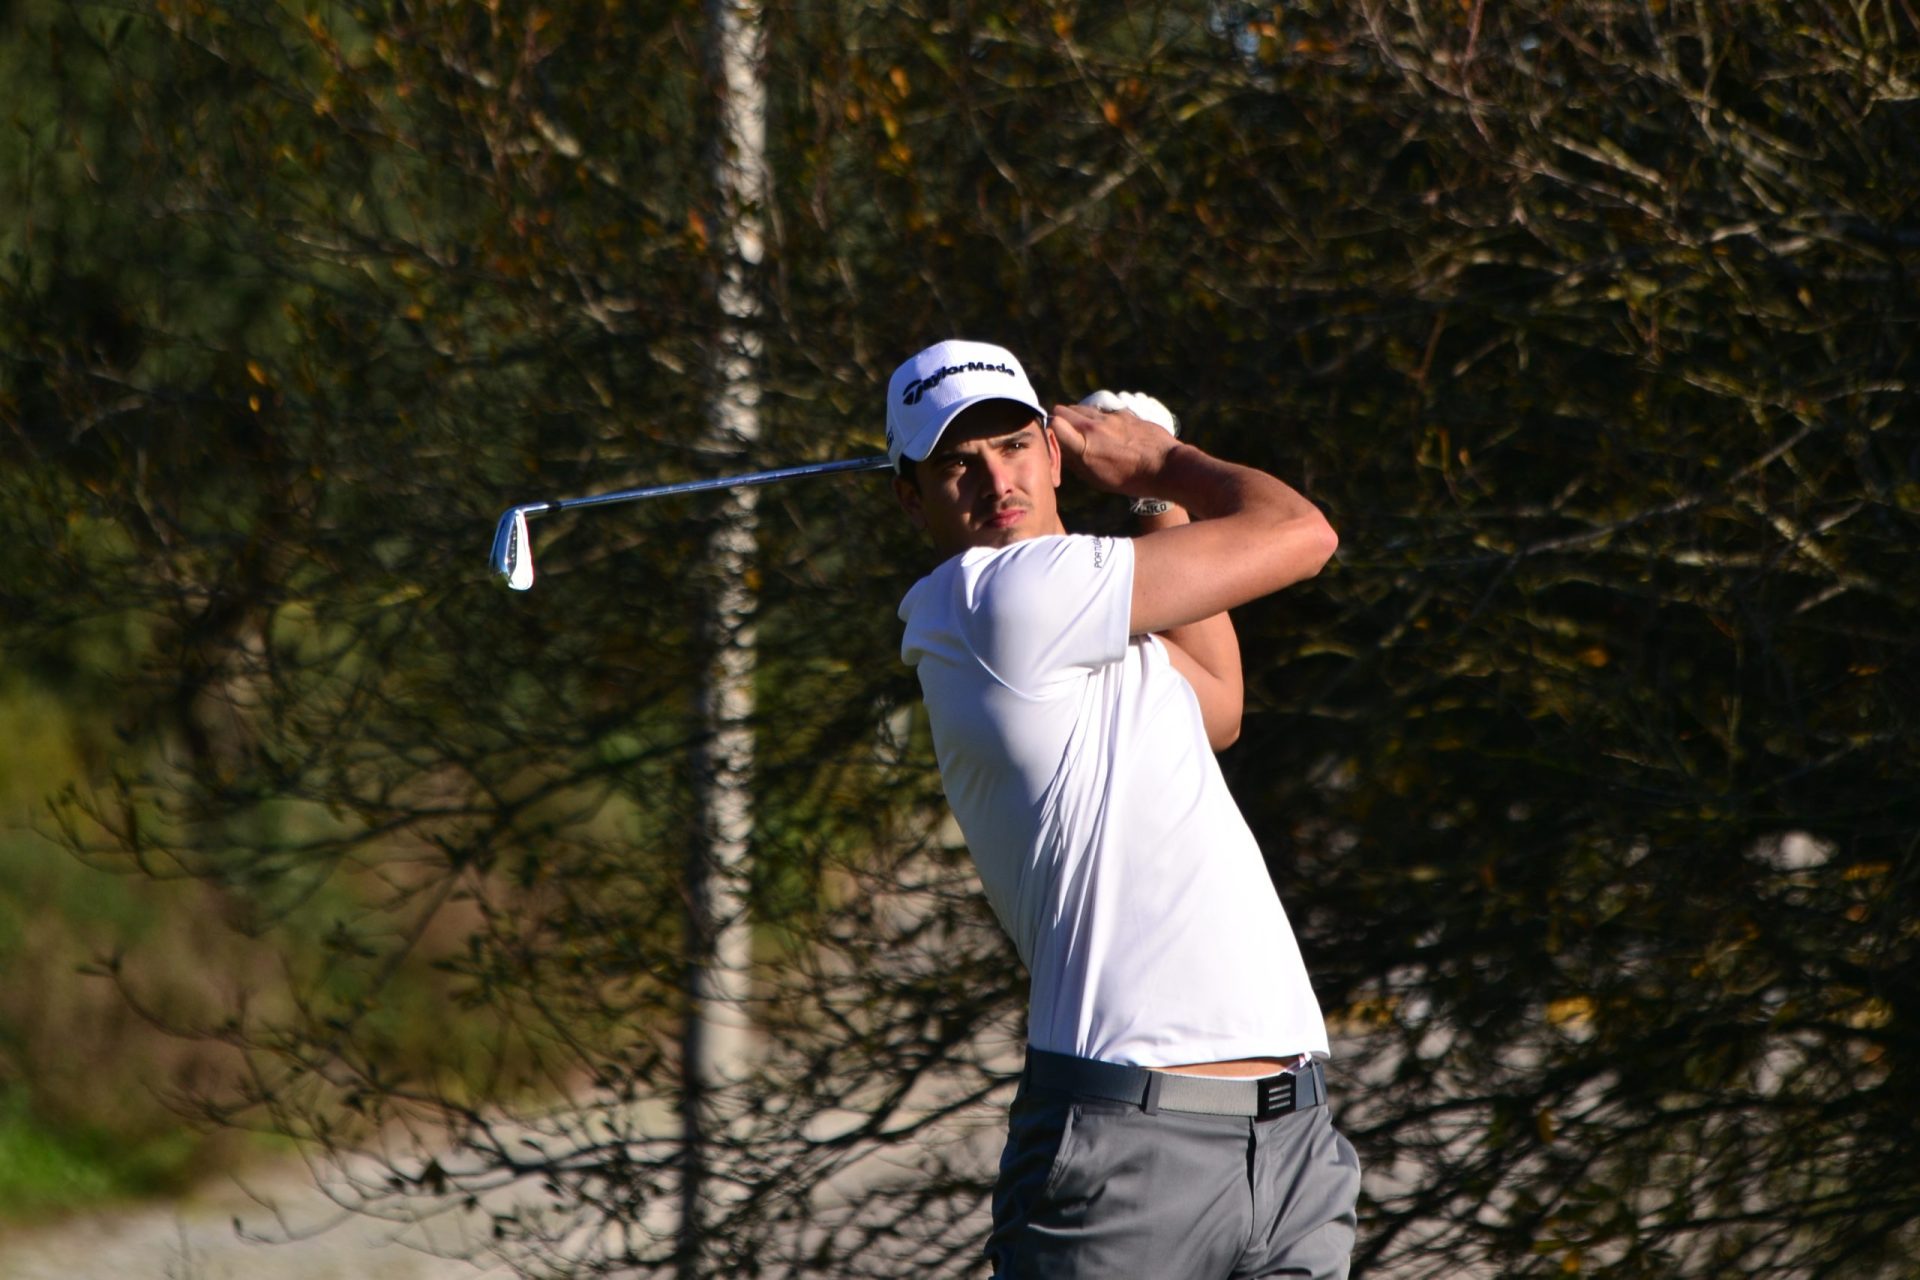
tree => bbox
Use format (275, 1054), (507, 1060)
(679, 0), (772, 1271)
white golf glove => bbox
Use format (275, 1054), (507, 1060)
(1079, 389), (1179, 436)
(1079, 389), (1179, 514)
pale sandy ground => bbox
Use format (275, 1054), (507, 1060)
(0, 1156), (499, 1280)
(0, 1094), (1003, 1280)
(0, 1087), (1410, 1280)
(0, 1050), (1391, 1280)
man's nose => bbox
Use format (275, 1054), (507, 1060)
(981, 454), (1018, 494)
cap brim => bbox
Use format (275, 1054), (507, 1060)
(897, 393), (1046, 463)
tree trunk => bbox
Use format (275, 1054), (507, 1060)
(680, 0), (767, 1273)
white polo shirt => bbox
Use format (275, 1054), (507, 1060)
(898, 533), (1328, 1068)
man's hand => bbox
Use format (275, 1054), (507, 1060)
(1081, 391), (1180, 516)
(1048, 402), (1183, 499)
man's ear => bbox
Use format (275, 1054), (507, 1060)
(1044, 422), (1063, 488)
(892, 470), (928, 531)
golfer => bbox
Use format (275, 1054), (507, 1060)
(888, 340), (1359, 1278)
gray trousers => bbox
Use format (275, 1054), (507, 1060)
(987, 1068), (1361, 1279)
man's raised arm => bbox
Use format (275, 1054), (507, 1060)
(1047, 403), (1339, 640)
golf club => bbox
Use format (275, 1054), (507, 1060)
(490, 455), (893, 590)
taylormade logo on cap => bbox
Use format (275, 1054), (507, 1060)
(900, 359), (1018, 406)
(886, 339), (1044, 469)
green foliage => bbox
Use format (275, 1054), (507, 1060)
(0, 1084), (202, 1216)
(0, 819), (235, 1219)
(0, 1084), (122, 1214)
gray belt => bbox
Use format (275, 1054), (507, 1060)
(1025, 1048), (1328, 1121)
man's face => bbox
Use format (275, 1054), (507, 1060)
(893, 400), (1064, 557)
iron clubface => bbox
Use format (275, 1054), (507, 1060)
(490, 506), (538, 590)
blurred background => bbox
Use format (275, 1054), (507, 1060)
(2, 0), (1916, 1275)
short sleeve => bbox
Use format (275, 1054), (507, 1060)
(956, 535), (1134, 693)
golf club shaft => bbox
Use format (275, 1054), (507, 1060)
(517, 454), (892, 519)
(492, 454), (893, 589)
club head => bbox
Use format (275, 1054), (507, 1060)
(491, 507), (535, 590)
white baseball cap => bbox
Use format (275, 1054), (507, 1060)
(885, 339), (1045, 469)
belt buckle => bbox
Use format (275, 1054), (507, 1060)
(1253, 1071), (1296, 1121)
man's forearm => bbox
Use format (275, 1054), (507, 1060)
(1124, 441), (1337, 636)
(1049, 403), (1338, 635)
(1147, 443), (1325, 527)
